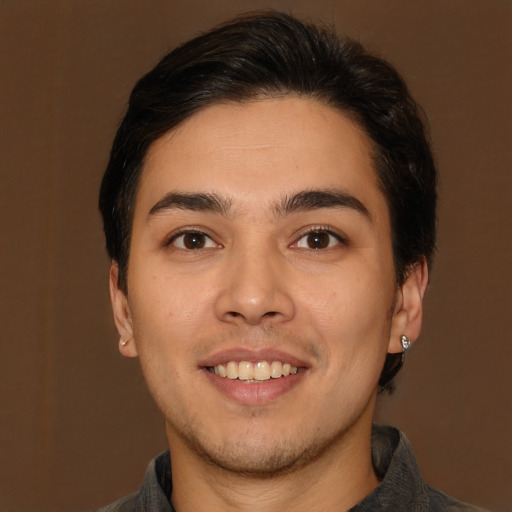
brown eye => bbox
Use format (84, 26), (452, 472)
(295, 230), (342, 250)
(183, 233), (206, 249)
(306, 232), (330, 249)
(171, 232), (218, 250)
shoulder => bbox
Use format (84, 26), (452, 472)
(356, 425), (490, 512)
(426, 485), (490, 512)
(95, 491), (139, 512)
(95, 450), (173, 512)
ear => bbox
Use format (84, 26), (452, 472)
(388, 258), (429, 354)
(109, 262), (138, 358)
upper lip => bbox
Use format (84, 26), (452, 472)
(198, 348), (311, 369)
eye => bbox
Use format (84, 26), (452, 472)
(294, 229), (343, 250)
(169, 231), (219, 250)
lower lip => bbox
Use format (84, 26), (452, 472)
(202, 368), (305, 405)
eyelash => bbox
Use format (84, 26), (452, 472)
(293, 226), (347, 250)
(165, 225), (347, 252)
(165, 228), (220, 250)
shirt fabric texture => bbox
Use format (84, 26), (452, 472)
(96, 424), (487, 512)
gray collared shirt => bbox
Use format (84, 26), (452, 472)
(97, 424), (488, 511)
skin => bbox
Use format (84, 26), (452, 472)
(110, 97), (428, 511)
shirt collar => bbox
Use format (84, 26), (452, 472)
(349, 424), (430, 511)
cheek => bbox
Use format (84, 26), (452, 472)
(298, 267), (394, 373)
(131, 265), (214, 325)
(303, 270), (393, 330)
(126, 276), (210, 382)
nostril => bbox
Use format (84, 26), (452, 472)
(226, 310), (278, 320)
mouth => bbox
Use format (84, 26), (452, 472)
(206, 360), (301, 382)
(200, 349), (310, 403)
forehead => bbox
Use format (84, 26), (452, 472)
(138, 97), (385, 217)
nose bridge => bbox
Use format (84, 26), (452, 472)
(215, 235), (294, 325)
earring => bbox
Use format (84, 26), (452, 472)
(120, 338), (132, 347)
(400, 335), (411, 361)
(401, 335), (411, 352)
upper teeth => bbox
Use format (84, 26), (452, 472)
(211, 361), (298, 381)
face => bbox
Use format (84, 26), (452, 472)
(111, 97), (426, 475)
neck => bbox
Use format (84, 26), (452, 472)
(168, 405), (379, 512)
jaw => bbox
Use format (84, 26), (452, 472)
(164, 366), (379, 478)
(164, 390), (380, 512)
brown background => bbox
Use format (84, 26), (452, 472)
(1, 1), (510, 511)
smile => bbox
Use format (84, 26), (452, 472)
(207, 360), (299, 381)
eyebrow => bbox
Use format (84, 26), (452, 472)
(275, 189), (371, 220)
(148, 189), (371, 221)
(148, 192), (232, 218)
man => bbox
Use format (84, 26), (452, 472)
(97, 11), (486, 512)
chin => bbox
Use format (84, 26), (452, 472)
(174, 422), (342, 478)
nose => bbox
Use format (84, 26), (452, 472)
(214, 243), (295, 326)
